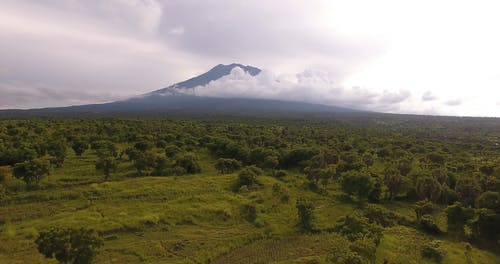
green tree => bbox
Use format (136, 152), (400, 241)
(383, 166), (404, 200)
(215, 158), (242, 174)
(95, 156), (117, 180)
(296, 199), (315, 232)
(416, 176), (442, 202)
(445, 202), (474, 236)
(35, 228), (102, 264)
(455, 177), (482, 207)
(71, 139), (88, 156)
(340, 170), (374, 202)
(47, 140), (68, 167)
(476, 191), (500, 213)
(237, 166), (262, 188)
(470, 209), (500, 241)
(174, 153), (201, 174)
(13, 159), (49, 187)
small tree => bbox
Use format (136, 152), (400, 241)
(445, 202), (474, 236)
(383, 166), (404, 200)
(416, 176), (442, 202)
(215, 158), (242, 174)
(455, 177), (482, 207)
(95, 156), (117, 180)
(340, 170), (374, 202)
(71, 139), (88, 156)
(13, 159), (49, 187)
(475, 191), (500, 213)
(35, 227), (102, 264)
(237, 166), (262, 189)
(296, 199), (315, 232)
(47, 140), (68, 167)
(174, 153), (201, 174)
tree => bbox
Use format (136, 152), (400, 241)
(71, 139), (88, 156)
(340, 170), (373, 202)
(333, 213), (383, 244)
(134, 140), (154, 152)
(47, 140), (68, 167)
(132, 151), (156, 176)
(296, 199), (315, 232)
(445, 202), (474, 236)
(383, 166), (404, 200)
(165, 145), (182, 158)
(470, 209), (500, 241)
(215, 158), (242, 174)
(475, 191), (500, 213)
(174, 153), (201, 174)
(455, 177), (482, 207)
(13, 159), (49, 187)
(237, 166), (262, 188)
(95, 156), (117, 180)
(416, 176), (442, 202)
(91, 140), (117, 158)
(35, 228), (102, 264)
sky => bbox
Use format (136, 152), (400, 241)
(0, 0), (499, 116)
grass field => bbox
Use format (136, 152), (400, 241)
(0, 140), (499, 263)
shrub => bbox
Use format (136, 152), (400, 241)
(214, 158), (242, 174)
(35, 227), (102, 264)
(174, 153), (201, 174)
(240, 204), (257, 222)
(333, 213), (383, 245)
(414, 200), (436, 220)
(421, 240), (444, 263)
(363, 204), (396, 227)
(419, 214), (442, 234)
(236, 166), (262, 189)
(296, 199), (315, 232)
(274, 170), (287, 178)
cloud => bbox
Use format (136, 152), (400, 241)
(0, 83), (124, 109)
(444, 99), (462, 106)
(194, 67), (412, 112)
(422, 91), (438, 101)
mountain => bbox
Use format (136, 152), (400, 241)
(153, 63), (261, 95)
(0, 63), (362, 116)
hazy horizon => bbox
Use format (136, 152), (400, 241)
(1, 1), (499, 117)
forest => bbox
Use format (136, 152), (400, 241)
(0, 113), (499, 263)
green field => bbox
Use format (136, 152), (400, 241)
(0, 115), (499, 263)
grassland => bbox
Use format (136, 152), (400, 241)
(1, 146), (499, 264)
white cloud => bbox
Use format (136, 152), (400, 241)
(194, 67), (414, 112)
(422, 91), (438, 102)
(444, 99), (463, 107)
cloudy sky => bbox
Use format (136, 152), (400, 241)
(0, 0), (499, 116)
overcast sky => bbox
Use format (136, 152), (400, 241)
(1, 0), (499, 116)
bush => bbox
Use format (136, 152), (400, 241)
(296, 199), (315, 232)
(174, 153), (201, 174)
(236, 166), (262, 189)
(333, 213), (383, 245)
(35, 227), (103, 264)
(240, 204), (257, 222)
(214, 158), (242, 174)
(274, 170), (287, 178)
(363, 204), (396, 227)
(421, 240), (444, 262)
(419, 214), (442, 234)
(414, 200), (436, 220)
